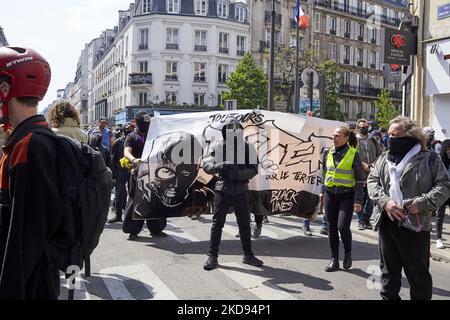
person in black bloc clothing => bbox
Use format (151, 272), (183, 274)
(203, 118), (263, 270)
(122, 111), (167, 240)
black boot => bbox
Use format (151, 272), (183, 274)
(343, 252), (352, 270)
(325, 259), (339, 272)
(203, 256), (219, 270)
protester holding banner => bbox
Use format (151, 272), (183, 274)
(122, 111), (167, 240)
(203, 118), (263, 270)
(321, 126), (364, 272)
(368, 116), (450, 300)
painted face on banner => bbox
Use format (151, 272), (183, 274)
(148, 131), (202, 207)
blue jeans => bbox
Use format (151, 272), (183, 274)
(357, 185), (373, 224)
(321, 214), (328, 229)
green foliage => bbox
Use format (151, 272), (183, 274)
(223, 53), (268, 109)
(375, 89), (399, 129)
(316, 60), (345, 121)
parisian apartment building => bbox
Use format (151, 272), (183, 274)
(64, 0), (250, 126)
(0, 26), (8, 47)
(250, 0), (408, 121)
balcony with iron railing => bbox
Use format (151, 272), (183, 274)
(259, 40), (270, 52)
(264, 11), (282, 24)
(314, 0), (402, 26)
(194, 75), (206, 82)
(129, 73), (152, 85)
(219, 47), (229, 54)
(340, 84), (402, 99)
(165, 75), (178, 81)
(194, 45), (207, 52)
(237, 50), (246, 56)
(166, 43), (179, 50)
(138, 44), (148, 50)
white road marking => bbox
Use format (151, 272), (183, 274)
(99, 264), (178, 300)
(165, 223), (200, 243)
(219, 262), (297, 300)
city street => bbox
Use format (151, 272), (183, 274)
(59, 210), (450, 301)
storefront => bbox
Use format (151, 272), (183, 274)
(425, 37), (450, 140)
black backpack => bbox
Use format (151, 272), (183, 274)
(32, 128), (113, 297)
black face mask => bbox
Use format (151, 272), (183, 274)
(136, 120), (150, 134)
(359, 128), (369, 136)
(388, 136), (418, 153)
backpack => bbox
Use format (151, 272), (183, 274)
(31, 128), (113, 298)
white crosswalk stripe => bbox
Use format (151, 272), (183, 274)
(99, 264), (178, 300)
(219, 262), (297, 300)
(165, 223), (200, 243)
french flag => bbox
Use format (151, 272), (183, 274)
(295, 0), (309, 30)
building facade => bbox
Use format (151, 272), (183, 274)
(250, 0), (407, 121)
(406, 0), (450, 140)
(86, 0), (249, 126)
(0, 26), (8, 47)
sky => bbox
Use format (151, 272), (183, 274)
(1, 0), (133, 112)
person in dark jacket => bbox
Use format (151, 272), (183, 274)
(203, 118), (263, 270)
(0, 47), (65, 299)
(321, 126), (365, 272)
(108, 123), (134, 223)
(435, 139), (450, 249)
(88, 132), (111, 169)
(122, 111), (167, 240)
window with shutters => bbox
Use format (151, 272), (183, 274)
(237, 36), (246, 55)
(219, 33), (229, 53)
(139, 29), (149, 50)
(371, 28), (377, 44)
(328, 43), (336, 61)
(142, 0), (151, 14)
(195, 0), (208, 16)
(165, 61), (178, 81)
(139, 61), (148, 73)
(195, 30), (208, 51)
(166, 92), (177, 104)
(344, 46), (350, 64)
(139, 92), (148, 106)
(330, 16), (337, 34)
(167, 0), (180, 13)
(218, 2), (229, 19)
(358, 24), (364, 41)
(218, 65), (228, 83)
(344, 20), (350, 38)
(194, 62), (206, 82)
(194, 93), (206, 106)
(371, 51), (376, 69)
(235, 6), (246, 22)
(166, 28), (179, 49)
(314, 13), (321, 32)
(357, 49), (363, 66)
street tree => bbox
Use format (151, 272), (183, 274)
(316, 60), (345, 121)
(375, 89), (399, 129)
(223, 53), (268, 109)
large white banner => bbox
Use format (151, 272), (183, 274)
(133, 110), (344, 220)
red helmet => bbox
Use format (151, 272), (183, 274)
(0, 47), (51, 101)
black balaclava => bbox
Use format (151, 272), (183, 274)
(135, 111), (150, 134)
(387, 136), (418, 164)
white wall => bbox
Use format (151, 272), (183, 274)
(432, 93), (450, 141)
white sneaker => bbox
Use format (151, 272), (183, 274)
(436, 239), (445, 249)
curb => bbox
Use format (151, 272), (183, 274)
(351, 227), (450, 264)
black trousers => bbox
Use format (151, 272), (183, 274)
(324, 191), (354, 260)
(208, 191), (253, 258)
(379, 215), (432, 300)
(113, 169), (130, 216)
(122, 175), (167, 234)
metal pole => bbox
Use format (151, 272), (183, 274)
(293, 4), (300, 114)
(268, 0), (276, 111)
(309, 71), (313, 113)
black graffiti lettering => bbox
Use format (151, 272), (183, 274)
(272, 201), (293, 212)
(280, 171), (289, 180)
(293, 171), (321, 185)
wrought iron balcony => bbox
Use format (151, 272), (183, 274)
(237, 50), (246, 56)
(194, 76), (206, 82)
(219, 47), (229, 54)
(138, 44), (148, 50)
(194, 45), (207, 51)
(166, 43), (179, 50)
(129, 73), (152, 85)
(165, 75), (178, 81)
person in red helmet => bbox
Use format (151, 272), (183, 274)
(0, 47), (66, 299)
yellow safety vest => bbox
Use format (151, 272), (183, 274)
(324, 146), (357, 188)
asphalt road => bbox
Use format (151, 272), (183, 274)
(59, 212), (450, 300)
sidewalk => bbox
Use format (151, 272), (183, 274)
(349, 210), (450, 263)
